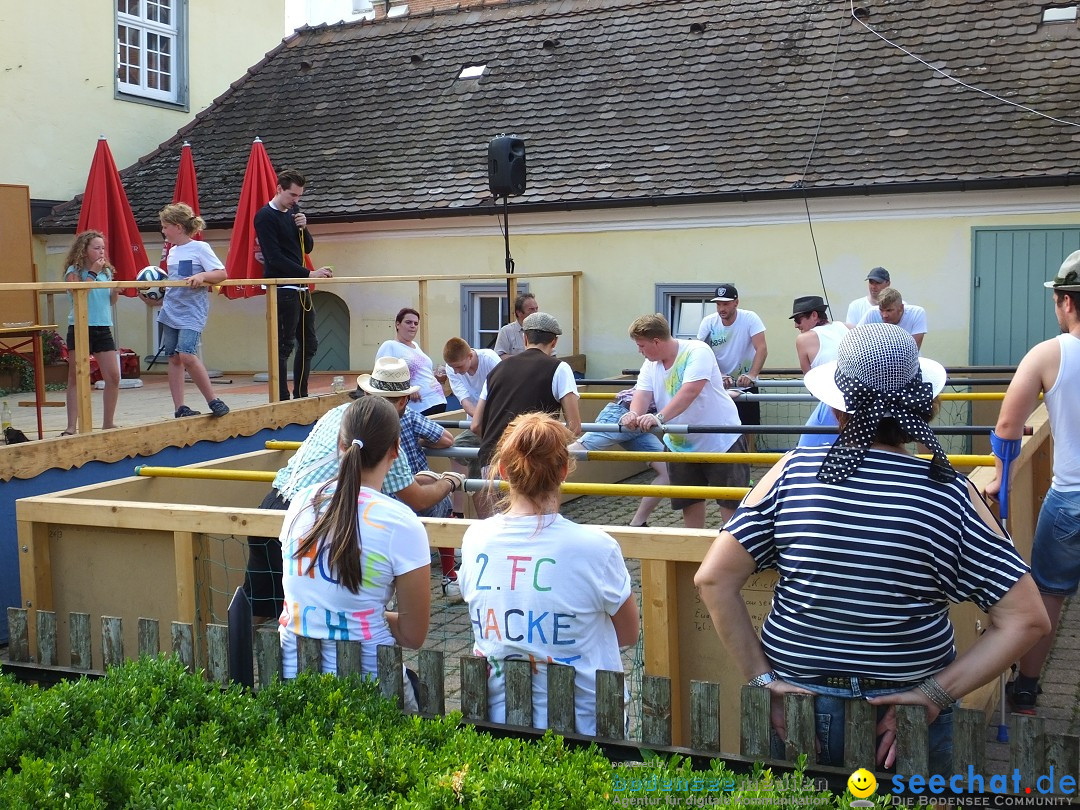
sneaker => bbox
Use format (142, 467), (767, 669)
(1006, 679), (1041, 715)
(442, 575), (464, 604)
(208, 398), (230, 418)
(174, 405), (200, 418)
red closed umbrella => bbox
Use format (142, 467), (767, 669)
(77, 136), (148, 297)
(159, 141), (202, 270)
(223, 138), (278, 299)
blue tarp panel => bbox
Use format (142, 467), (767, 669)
(0, 425), (310, 645)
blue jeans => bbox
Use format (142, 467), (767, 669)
(1031, 486), (1080, 596)
(769, 679), (954, 775)
(158, 324), (202, 356)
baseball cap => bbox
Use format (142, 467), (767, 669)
(710, 284), (739, 302)
(866, 267), (890, 283)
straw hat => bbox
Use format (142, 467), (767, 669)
(356, 357), (420, 397)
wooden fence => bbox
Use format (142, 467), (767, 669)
(5, 607), (1078, 794)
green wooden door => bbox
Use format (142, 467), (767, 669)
(312, 291), (350, 371)
(971, 227), (1080, 365)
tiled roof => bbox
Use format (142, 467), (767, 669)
(43, 0), (1080, 231)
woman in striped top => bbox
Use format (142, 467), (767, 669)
(695, 324), (1049, 774)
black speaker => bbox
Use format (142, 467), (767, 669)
(488, 135), (526, 197)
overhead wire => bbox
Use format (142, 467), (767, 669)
(799, 1), (1080, 311)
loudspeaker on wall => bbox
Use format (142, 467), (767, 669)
(488, 135), (526, 197)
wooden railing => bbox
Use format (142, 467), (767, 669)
(5, 607), (1077, 793)
(0, 270), (583, 434)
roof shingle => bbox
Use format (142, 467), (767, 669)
(43, 0), (1080, 231)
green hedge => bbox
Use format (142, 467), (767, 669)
(0, 657), (867, 808)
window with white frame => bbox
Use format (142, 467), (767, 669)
(460, 283), (529, 351)
(655, 284), (716, 340)
(116, 0), (183, 104)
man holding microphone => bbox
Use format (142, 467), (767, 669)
(253, 168), (333, 400)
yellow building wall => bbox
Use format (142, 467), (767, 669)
(38, 191), (1080, 377)
(0, 1), (285, 202)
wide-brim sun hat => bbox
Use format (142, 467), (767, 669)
(356, 356), (420, 397)
(804, 323), (946, 413)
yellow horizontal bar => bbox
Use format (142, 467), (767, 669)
(263, 443), (992, 467)
(134, 465), (747, 498)
(136, 466), (276, 483)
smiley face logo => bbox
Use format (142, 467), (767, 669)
(848, 768), (877, 799)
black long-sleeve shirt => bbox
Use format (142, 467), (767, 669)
(253, 203), (315, 280)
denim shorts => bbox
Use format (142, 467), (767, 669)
(158, 324), (202, 357)
(769, 678), (953, 776)
(578, 402), (666, 453)
(1031, 487), (1080, 596)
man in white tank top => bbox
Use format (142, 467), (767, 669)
(989, 249), (1080, 714)
(790, 295), (849, 448)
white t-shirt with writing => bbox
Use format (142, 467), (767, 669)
(696, 309), (765, 377)
(458, 513), (632, 736)
(635, 339), (740, 453)
(278, 484), (431, 679)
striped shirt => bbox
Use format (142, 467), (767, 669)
(725, 447), (1028, 681)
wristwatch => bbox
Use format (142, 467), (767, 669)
(655, 412), (666, 425)
(747, 671), (778, 688)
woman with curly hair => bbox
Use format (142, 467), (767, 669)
(61, 230), (119, 435)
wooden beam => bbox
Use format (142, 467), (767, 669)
(15, 519), (53, 661)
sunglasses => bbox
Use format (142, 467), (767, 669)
(793, 313), (812, 324)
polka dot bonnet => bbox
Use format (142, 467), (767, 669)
(803, 323), (953, 483)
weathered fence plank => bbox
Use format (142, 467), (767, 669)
(7, 608), (28, 663)
(418, 649), (445, 716)
(895, 704), (929, 777)
(504, 659), (533, 727)
(784, 693), (816, 765)
(296, 635), (321, 675)
(1011, 713), (1045, 790)
(690, 680), (720, 752)
(206, 623), (228, 685)
(740, 685), (770, 760)
(36, 610), (56, 667)
(641, 675), (672, 747)
(376, 645), (404, 709)
(459, 655), (488, 722)
(547, 663), (576, 735)
(844, 697), (874, 769)
(255, 626), (281, 687)
(335, 639), (363, 677)
(69, 612), (91, 670)
(954, 707), (986, 778)
(101, 616), (123, 668)
(595, 670), (625, 740)
(171, 622), (194, 672)
(137, 617), (159, 658)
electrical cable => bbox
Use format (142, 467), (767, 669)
(849, 0), (1080, 130)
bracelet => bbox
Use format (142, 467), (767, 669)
(918, 676), (956, 710)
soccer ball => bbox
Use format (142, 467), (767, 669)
(136, 266), (167, 303)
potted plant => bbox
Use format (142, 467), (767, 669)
(40, 329), (69, 385)
(0, 352), (33, 393)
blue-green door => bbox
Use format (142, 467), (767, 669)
(971, 227), (1080, 365)
(312, 291), (350, 371)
